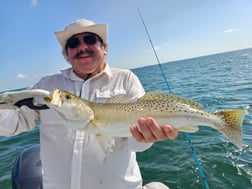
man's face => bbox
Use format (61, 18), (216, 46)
(65, 32), (107, 79)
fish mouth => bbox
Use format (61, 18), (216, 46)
(44, 89), (63, 107)
(44, 96), (52, 103)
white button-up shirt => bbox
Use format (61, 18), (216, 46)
(0, 65), (152, 189)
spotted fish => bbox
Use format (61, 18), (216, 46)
(44, 89), (246, 153)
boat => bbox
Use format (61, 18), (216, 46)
(11, 145), (170, 189)
(12, 145), (43, 189)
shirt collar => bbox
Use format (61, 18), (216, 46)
(61, 64), (113, 81)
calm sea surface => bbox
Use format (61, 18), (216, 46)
(0, 48), (252, 189)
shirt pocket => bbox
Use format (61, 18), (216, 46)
(95, 89), (127, 103)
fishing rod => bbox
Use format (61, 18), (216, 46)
(134, 2), (210, 189)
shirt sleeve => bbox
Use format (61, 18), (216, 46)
(126, 71), (145, 99)
(0, 106), (39, 136)
(0, 81), (43, 137)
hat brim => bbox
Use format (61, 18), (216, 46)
(55, 24), (108, 49)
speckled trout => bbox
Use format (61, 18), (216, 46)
(44, 89), (246, 152)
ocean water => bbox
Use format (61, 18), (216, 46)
(133, 48), (252, 189)
(0, 48), (252, 189)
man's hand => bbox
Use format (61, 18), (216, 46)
(130, 117), (178, 143)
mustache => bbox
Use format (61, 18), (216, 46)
(74, 50), (94, 59)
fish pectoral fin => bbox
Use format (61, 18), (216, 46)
(178, 126), (199, 133)
(96, 135), (116, 154)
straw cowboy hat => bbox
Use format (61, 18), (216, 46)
(55, 19), (108, 59)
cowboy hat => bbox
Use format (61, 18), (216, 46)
(55, 19), (107, 58)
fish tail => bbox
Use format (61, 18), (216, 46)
(215, 109), (246, 148)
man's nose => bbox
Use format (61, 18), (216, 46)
(77, 40), (89, 50)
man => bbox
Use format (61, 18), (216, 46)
(0, 19), (177, 189)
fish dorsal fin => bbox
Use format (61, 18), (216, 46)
(106, 94), (137, 104)
(139, 92), (202, 109)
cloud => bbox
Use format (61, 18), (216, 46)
(224, 28), (239, 33)
(17, 73), (28, 79)
(31, 0), (38, 6)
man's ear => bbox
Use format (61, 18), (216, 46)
(65, 52), (71, 61)
(103, 43), (108, 55)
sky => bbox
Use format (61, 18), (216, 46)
(0, 0), (252, 91)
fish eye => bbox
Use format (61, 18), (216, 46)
(65, 94), (71, 100)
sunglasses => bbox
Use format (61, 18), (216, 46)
(66, 35), (100, 49)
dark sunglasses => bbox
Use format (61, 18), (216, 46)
(66, 35), (100, 49)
